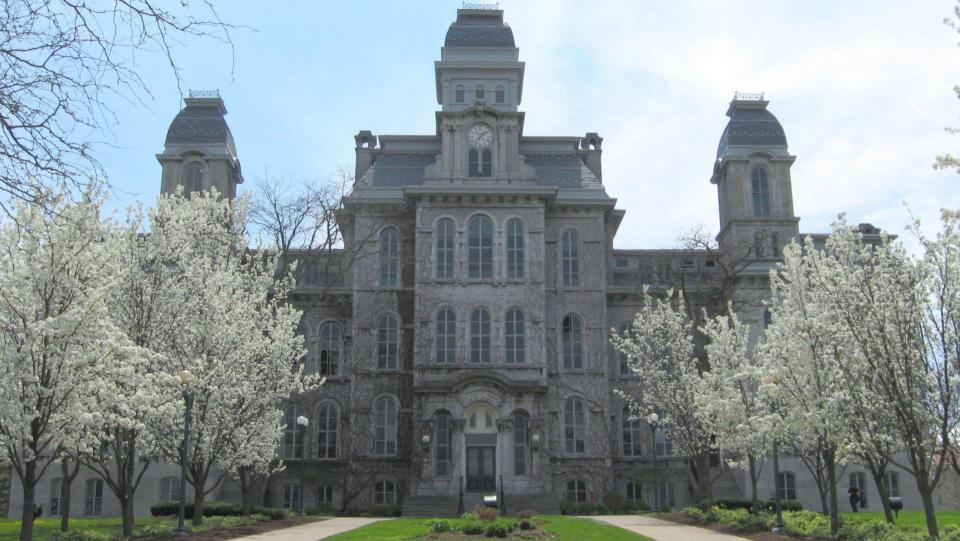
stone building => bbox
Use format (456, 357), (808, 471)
(4, 6), (939, 519)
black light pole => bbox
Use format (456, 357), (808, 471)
(647, 412), (660, 513)
(296, 415), (309, 515)
(176, 370), (194, 538)
(772, 438), (785, 535)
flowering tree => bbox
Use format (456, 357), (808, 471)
(611, 290), (720, 502)
(699, 308), (772, 512)
(144, 190), (318, 524)
(0, 194), (129, 541)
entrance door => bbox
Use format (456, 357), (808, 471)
(466, 446), (496, 492)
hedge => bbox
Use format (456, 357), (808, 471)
(149, 500), (286, 520)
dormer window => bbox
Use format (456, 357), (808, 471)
(455, 85), (465, 103)
(475, 85), (485, 100)
(495, 85), (505, 104)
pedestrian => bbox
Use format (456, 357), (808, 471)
(848, 484), (861, 512)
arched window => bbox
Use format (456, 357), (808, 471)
(182, 161), (204, 193)
(564, 398), (585, 454)
(375, 480), (396, 505)
(770, 232), (780, 258)
(159, 476), (180, 501)
(317, 485), (333, 504)
(317, 403), (338, 459)
(495, 85), (505, 104)
(281, 483), (299, 511)
(504, 308), (525, 364)
(435, 308), (456, 364)
(435, 218), (455, 279)
(455, 85), (465, 103)
(468, 149), (493, 177)
(883, 471), (900, 499)
(779, 472), (797, 501)
(566, 479), (586, 503)
(617, 323), (631, 375)
(626, 482), (642, 505)
(84, 478), (103, 516)
(379, 228), (400, 287)
(622, 407), (643, 457)
(562, 314), (584, 369)
(751, 167), (770, 217)
(376, 314), (400, 370)
(658, 481), (677, 508)
(374, 397), (398, 455)
(283, 404), (306, 458)
(435, 411), (451, 476)
(318, 322), (342, 376)
(467, 216), (493, 279)
(654, 416), (673, 456)
(513, 413), (529, 476)
(506, 219), (524, 278)
(850, 472), (868, 508)
(470, 308), (491, 364)
(50, 478), (65, 516)
(475, 84), (485, 100)
(561, 229), (580, 287)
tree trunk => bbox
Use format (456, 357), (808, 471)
(747, 454), (759, 513)
(19, 461), (36, 541)
(119, 444), (137, 538)
(192, 479), (205, 526)
(826, 450), (840, 536)
(120, 496), (135, 538)
(918, 480), (939, 539)
(239, 468), (252, 515)
(867, 467), (895, 524)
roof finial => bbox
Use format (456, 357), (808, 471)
(461, 2), (499, 9)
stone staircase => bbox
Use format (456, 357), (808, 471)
(401, 495), (461, 517)
(504, 493), (561, 515)
(402, 491), (561, 517)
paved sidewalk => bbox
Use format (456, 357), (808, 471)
(226, 517), (383, 541)
(591, 515), (751, 541)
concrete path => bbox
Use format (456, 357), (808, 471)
(227, 517), (383, 541)
(591, 515), (751, 541)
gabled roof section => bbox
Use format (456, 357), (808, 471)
(444, 8), (515, 48)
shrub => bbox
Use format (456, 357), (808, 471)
(714, 498), (754, 511)
(140, 522), (177, 536)
(518, 519), (533, 530)
(484, 519), (516, 538)
(474, 505), (499, 521)
(713, 508), (771, 533)
(149, 500), (245, 518)
(780, 510), (831, 539)
(371, 504), (401, 517)
(251, 506), (287, 520)
(459, 519), (486, 535)
(460, 511), (479, 520)
(49, 530), (113, 541)
(943, 525), (960, 541)
(425, 519), (453, 533)
(306, 503), (334, 516)
(682, 506), (717, 524)
(515, 509), (537, 520)
(560, 501), (608, 515)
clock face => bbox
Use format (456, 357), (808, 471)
(468, 125), (493, 149)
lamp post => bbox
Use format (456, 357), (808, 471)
(771, 438), (785, 534)
(296, 415), (309, 515)
(647, 412), (660, 514)
(176, 370), (194, 538)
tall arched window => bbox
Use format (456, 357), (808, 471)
(495, 85), (505, 104)
(159, 476), (180, 501)
(455, 85), (465, 103)
(468, 149), (493, 177)
(318, 321), (342, 376)
(435, 411), (451, 476)
(850, 472), (867, 508)
(617, 323), (631, 375)
(467, 216), (493, 279)
(435, 308), (456, 364)
(622, 407), (643, 457)
(475, 84), (485, 100)
(435, 218), (455, 280)
(564, 398), (585, 454)
(376, 314), (400, 370)
(316, 403), (338, 459)
(375, 480), (396, 505)
(379, 228), (400, 287)
(561, 229), (580, 287)
(182, 161), (204, 193)
(513, 412), (529, 475)
(779, 472), (797, 501)
(50, 478), (65, 516)
(470, 308), (491, 364)
(506, 219), (524, 278)
(566, 479), (586, 503)
(883, 471), (900, 498)
(504, 308), (525, 364)
(562, 314), (584, 369)
(374, 397), (398, 455)
(283, 404), (306, 458)
(84, 478), (103, 516)
(281, 483), (299, 511)
(751, 167), (770, 217)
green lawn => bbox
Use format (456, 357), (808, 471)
(840, 510), (960, 530)
(324, 515), (653, 541)
(0, 517), (166, 541)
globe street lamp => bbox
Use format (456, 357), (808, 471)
(647, 412), (660, 513)
(176, 370), (194, 538)
(296, 415), (309, 515)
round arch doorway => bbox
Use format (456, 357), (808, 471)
(464, 403), (498, 492)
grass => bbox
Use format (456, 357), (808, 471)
(840, 510), (960, 530)
(0, 517), (166, 541)
(323, 515), (654, 541)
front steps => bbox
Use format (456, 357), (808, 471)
(402, 492), (560, 517)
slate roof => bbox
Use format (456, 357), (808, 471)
(165, 99), (236, 155)
(716, 104), (787, 159)
(444, 11), (516, 48)
(357, 152), (603, 190)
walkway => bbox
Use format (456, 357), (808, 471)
(592, 515), (751, 541)
(227, 517), (382, 541)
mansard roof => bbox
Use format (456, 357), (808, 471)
(444, 9), (515, 48)
(164, 94), (236, 155)
(716, 95), (787, 159)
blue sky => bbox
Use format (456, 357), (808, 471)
(98, 0), (960, 249)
